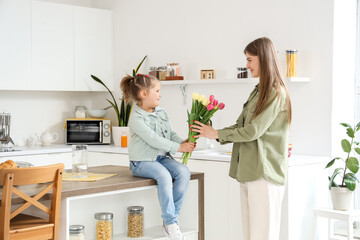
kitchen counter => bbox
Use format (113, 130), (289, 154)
(0, 144), (329, 166)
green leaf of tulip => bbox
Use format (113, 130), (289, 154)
(341, 139), (351, 153)
(347, 157), (359, 174)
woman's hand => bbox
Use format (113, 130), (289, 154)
(190, 121), (219, 139)
(178, 141), (196, 153)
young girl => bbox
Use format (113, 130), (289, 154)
(191, 37), (292, 240)
(120, 74), (195, 240)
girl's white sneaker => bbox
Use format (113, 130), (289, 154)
(163, 223), (184, 240)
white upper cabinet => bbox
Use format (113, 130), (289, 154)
(31, 1), (74, 91)
(74, 7), (113, 91)
(0, 0), (31, 90)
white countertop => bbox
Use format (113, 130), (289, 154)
(0, 144), (329, 166)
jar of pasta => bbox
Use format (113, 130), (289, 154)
(95, 212), (113, 240)
(127, 206), (144, 238)
(286, 50), (298, 77)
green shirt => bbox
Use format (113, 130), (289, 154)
(217, 85), (289, 185)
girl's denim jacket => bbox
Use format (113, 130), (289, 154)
(128, 104), (183, 161)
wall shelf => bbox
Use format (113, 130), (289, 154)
(160, 77), (309, 85)
(161, 77), (310, 105)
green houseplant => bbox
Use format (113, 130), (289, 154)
(325, 122), (360, 210)
(90, 55), (147, 127)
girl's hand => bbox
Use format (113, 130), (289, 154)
(191, 121), (219, 139)
(178, 142), (196, 152)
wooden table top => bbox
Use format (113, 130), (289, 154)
(1, 165), (204, 203)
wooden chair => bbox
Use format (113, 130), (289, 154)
(0, 163), (64, 240)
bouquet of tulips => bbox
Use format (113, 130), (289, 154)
(181, 93), (225, 165)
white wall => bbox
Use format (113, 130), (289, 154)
(93, 0), (334, 156)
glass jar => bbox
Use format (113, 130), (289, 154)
(72, 145), (88, 178)
(158, 66), (168, 81)
(75, 106), (86, 118)
(286, 50), (298, 77)
(69, 225), (86, 240)
(237, 68), (248, 78)
(149, 67), (159, 79)
(167, 63), (180, 77)
(127, 206), (144, 238)
(95, 212), (113, 240)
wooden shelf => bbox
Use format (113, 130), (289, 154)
(160, 77), (309, 85)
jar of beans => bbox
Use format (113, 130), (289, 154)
(95, 212), (113, 240)
(127, 206), (144, 238)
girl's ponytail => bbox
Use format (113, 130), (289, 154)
(120, 74), (158, 103)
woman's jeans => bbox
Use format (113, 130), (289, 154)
(129, 155), (191, 225)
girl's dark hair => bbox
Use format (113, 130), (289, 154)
(244, 37), (292, 124)
(120, 74), (159, 103)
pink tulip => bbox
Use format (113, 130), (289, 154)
(213, 99), (218, 106)
(207, 104), (214, 111)
(219, 103), (225, 110)
(209, 95), (215, 104)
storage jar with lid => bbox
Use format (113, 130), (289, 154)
(75, 106), (86, 118)
(127, 206), (144, 238)
(69, 225), (86, 240)
(286, 50), (298, 77)
(149, 67), (159, 79)
(158, 66), (168, 80)
(237, 68), (248, 79)
(95, 212), (113, 240)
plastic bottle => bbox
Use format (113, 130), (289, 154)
(121, 131), (128, 148)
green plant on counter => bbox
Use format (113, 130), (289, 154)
(325, 122), (360, 191)
(91, 55), (147, 126)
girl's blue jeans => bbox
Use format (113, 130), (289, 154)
(129, 155), (191, 225)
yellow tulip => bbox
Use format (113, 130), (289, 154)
(202, 98), (210, 106)
(198, 94), (206, 102)
(192, 93), (199, 100)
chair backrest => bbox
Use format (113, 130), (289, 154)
(0, 163), (64, 238)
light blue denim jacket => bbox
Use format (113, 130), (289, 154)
(128, 104), (184, 161)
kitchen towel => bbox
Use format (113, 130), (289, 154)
(62, 172), (117, 182)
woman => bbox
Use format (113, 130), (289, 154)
(191, 37), (292, 240)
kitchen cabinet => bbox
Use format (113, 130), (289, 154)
(186, 159), (232, 240)
(74, 6), (113, 91)
(0, 0), (31, 90)
(31, 0), (74, 91)
(0, 0), (113, 91)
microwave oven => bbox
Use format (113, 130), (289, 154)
(65, 119), (111, 144)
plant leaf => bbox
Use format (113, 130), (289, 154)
(347, 157), (359, 173)
(355, 148), (360, 155)
(341, 139), (351, 153)
(328, 168), (343, 190)
(325, 158), (336, 168)
(106, 99), (120, 126)
(356, 122), (360, 131)
(347, 127), (355, 138)
(133, 55), (147, 76)
(344, 177), (356, 191)
(340, 123), (352, 128)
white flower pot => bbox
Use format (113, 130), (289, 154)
(330, 187), (353, 211)
(112, 126), (130, 147)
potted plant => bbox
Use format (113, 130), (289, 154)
(325, 122), (360, 210)
(91, 55), (147, 146)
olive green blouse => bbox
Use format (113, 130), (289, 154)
(217, 85), (289, 185)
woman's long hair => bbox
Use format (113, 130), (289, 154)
(244, 37), (292, 124)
